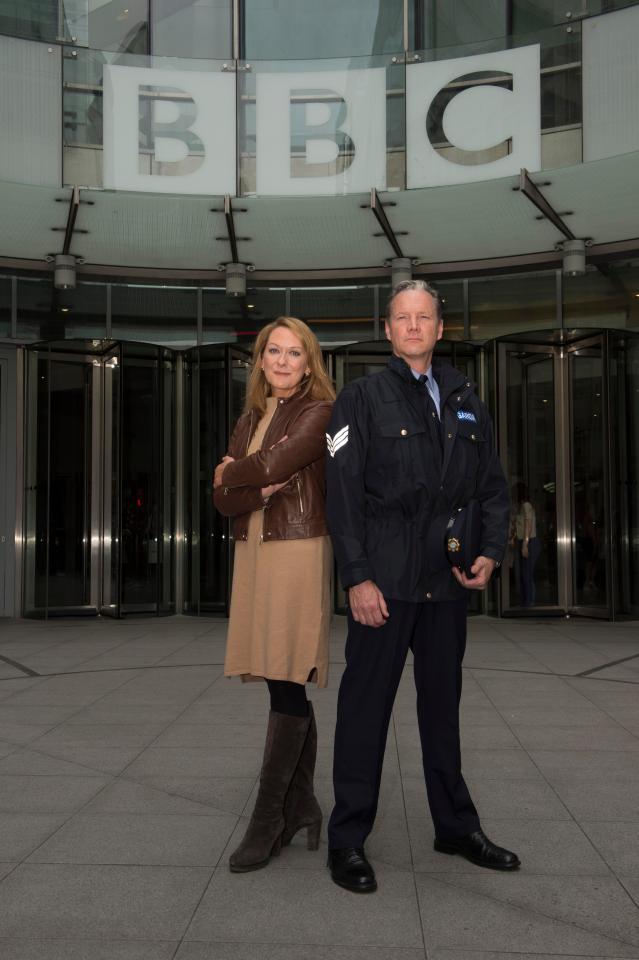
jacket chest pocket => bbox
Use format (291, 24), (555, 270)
(455, 420), (486, 478)
(369, 418), (426, 480)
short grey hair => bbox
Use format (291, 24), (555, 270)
(386, 279), (443, 322)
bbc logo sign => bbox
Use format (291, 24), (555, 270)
(103, 45), (540, 197)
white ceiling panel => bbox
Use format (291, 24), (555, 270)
(1, 151), (638, 273)
(388, 174), (560, 263)
(238, 194), (385, 271)
(0, 181), (69, 260)
(77, 190), (229, 269)
(543, 152), (639, 247)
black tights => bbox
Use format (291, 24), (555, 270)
(266, 679), (308, 718)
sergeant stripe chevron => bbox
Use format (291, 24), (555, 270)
(326, 425), (349, 458)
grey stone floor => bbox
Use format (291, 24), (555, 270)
(0, 614), (638, 959)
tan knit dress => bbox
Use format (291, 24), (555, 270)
(224, 397), (331, 687)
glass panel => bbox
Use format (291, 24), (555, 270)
(291, 286), (375, 346)
(0, 35), (62, 187)
(607, 329), (639, 617)
(564, 268), (636, 329)
(16, 278), (107, 341)
(151, 0), (232, 58)
(622, 334), (639, 613)
(111, 284), (197, 346)
(243, 0), (404, 59)
(47, 359), (92, 608)
(438, 281), (464, 340)
(570, 346), (607, 607)
(196, 353), (226, 612)
(0, 277), (11, 337)
(416, 1), (508, 49)
(470, 271), (557, 340)
(119, 345), (170, 612)
(505, 350), (558, 609)
(62, 0), (149, 53)
(237, 55), (403, 195)
(203, 287), (287, 345)
(0, 0), (58, 41)
(184, 345), (249, 614)
(23, 348), (94, 616)
(512, 0), (575, 32)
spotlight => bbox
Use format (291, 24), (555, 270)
(226, 262), (246, 297)
(561, 239), (586, 278)
(54, 254), (76, 290)
(391, 257), (412, 287)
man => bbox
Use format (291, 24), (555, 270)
(325, 279), (519, 893)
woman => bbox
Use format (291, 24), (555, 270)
(213, 316), (335, 873)
(511, 482), (541, 608)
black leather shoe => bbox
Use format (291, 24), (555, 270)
(328, 847), (377, 892)
(434, 828), (520, 870)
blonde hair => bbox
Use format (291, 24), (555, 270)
(244, 316), (335, 415)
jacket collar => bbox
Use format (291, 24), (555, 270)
(387, 353), (470, 394)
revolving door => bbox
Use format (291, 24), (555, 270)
(496, 329), (639, 619)
(23, 340), (175, 617)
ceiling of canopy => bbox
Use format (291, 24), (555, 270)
(1, 150), (637, 278)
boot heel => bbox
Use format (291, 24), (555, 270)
(271, 833), (283, 858)
(307, 818), (322, 851)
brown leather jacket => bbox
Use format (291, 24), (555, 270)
(213, 393), (333, 542)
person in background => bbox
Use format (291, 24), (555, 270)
(511, 481), (541, 608)
(213, 316), (334, 872)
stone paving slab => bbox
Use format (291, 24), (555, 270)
(0, 614), (637, 958)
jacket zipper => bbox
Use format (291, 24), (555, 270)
(296, 475), (303, 515)
(246, 410), (254, 455)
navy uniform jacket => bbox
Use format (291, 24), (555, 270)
(325, 354), (510, 603)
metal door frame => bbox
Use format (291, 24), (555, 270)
(0, 347), (18, 618)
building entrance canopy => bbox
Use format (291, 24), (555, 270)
(0, 149), (637, 279)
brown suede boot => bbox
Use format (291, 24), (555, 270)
(282, 702), (322, 850)
(229, 710), (310, 873)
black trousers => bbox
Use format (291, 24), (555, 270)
(328, 598), (480, 848)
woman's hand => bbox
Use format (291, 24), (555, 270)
(213, 456), (235, 489)
(262, 477), (293, 499)
(521, 540), (529, 559)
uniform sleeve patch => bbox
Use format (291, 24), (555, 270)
(457, 410), (477, 422)
(326, 425), (349, 457)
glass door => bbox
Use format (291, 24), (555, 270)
(568, 338), (609, 616)
(609, 331), (639, 618)
(498, 345), (560, 614)
(23, 345), (96, 616)
(118, 344), (175, 615)
(497, 331), (622, 618)
(183, 345), (250, 615)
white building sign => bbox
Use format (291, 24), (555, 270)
(407, 45), (541, 188)
(102, 46), (541, 196)
(255, 67), (387, 196)
(103, 64), (236, 195)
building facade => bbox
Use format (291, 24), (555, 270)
(0, 0), (638, 620)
